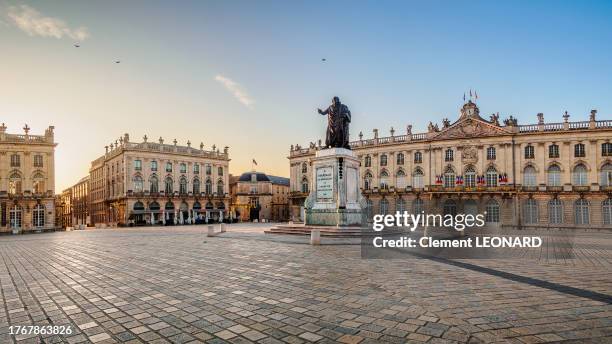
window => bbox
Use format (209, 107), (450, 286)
(364, 155), (371, 167)
(380, 170), (389, 189)
(485, 200), (500, 223)
(413, 198), (424, 214)
(149, 175), (159, 193)
(443, 199), (457, 216)
(218, 167), (224, 176)
(364, 172), (372, 190)
(33, 154), (43, 167)
(179, 177), (188, 194)
(445, 149), (454, 162)
(574, 143), (585, 158)
(412, 168), (424, 189)
(151, 161), (158, 171)
(217, 180), (224, 195)
(380, 199), (389, 215)
(33, 204), (45, 228)
(165, 177), (173, 193)
(573, 164), (588, 186)
(10, 205), (22, 229)
(524, 145), (534, 159)
(601, 163), (612, 187)
(464, 166), (476, 188)
(301, 162), (308, 173)
(8, 173), (22, 195)
(549, 144), (559, 158)
(574, 199), (589, 225)
(301, 177), (309, 193)
(523, 199), (538, 224)
(397, 153), (404, 165)
(396, 170), (407, 189)
(206, 165), (212, 175)
(193, 178), (200, 194)
(166, 162), (172, 172)
(396, 198), (405, 213)
(194, 163), (200, 174)
(10, 154), (20, 167)
(486, 166), (498, 187)
(32, 172), (45, 194)
(548, 199), (563, 224)
(133, 175), (144, 192)
(414, 152), (422, 164)
(443, 166), (455, 188)
(523, 166), (537, 186)
(603, 143), (612, 157)
(180, 163), (187, 173)
(487, 147), (496, 160)
(134, 159), (142, 171)
(603, 198), (612, 225)
(380, 154), (388, 167)
(205, 178), (212, 194)
(366, 199), (374, 219)
(547, 165), (561, 186)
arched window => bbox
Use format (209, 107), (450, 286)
(414, 152), (422, 164)
(380, 199), (389, 214)
(193, 178), (201, 194)
(412, 168), (424, 189)
(523, 166), (537, 186)
(180, 163), (187, 173)
(396, 170), (407, 189)
(134, 201), (145, 211)
(485, 199), (500, 223)
(396, 198), (405, 213)
(396, 153), (404, 165)
(33, 204), (45, 228)
(572, 164), (588, 186)
(574, 143), (585, 157)
(380, 170), (389, 189)
(165, 177), (173, 194)
(205, 178), (212, 194)
(301, 177), (309, 193)
(380, 154), (388, 167)
(547, 165), (561, 186)
(192, 201), (201, 210)
(464, 166), (476, 188)
(548, 199), (563, 224)
(487, 147), (496, 160)
(603, 198), (612, 225)
(413, 198), (424, 214)
(165, 201), (175, 211)
(523, 199), (538, 224)
(32, 172), (45, 194)
(179, 177), (188, 194)
(364, 172), (372, 190)
(149, 175), (159, 193)
(486, 166), (498, 187)
(445, 149), (454, 162)
(133, 175), (144, 192)
(217, 180), (224, 195)
(443, 166), (455, 188)
(524, 145), (534, 159)
(8, 173), (22, 195)
(301, 162), (308, 173)
(602, 142), (612, 157)
(574, 199), (589, 225)
(600, 163), (612, 187)
(549, 144), (559, 158)
(9, 205), (22, 229)
(148, 201), (160, 211)
(443, 199), (457, 216)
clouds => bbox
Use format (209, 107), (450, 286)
(214, 75), (254, 109)
(7, 4), (89, 41)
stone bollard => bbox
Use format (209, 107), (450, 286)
(310, 229), (321, 245)
(207, 225), (216, 237)
(220, 223), (226, 233)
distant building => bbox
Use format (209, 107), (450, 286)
(289, 101), (612, 229)
(0, 124), (57, 233)
(230, 171), (289, 222)
(58, 188), (72, 228)
(89, 134), (230, 226)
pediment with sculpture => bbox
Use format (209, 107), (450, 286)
(431, 117), (511, 140)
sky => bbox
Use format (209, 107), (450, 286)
(1, 0), (611, 191)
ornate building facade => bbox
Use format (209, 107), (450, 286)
(289, 101), (612, 229)
(88, 134), (230, 226)
(0, 124), (57, 233)
(230, 171), (289, 222)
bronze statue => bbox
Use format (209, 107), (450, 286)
(317, 96), (351, 149)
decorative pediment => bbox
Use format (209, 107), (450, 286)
(431, 117), (510, 140)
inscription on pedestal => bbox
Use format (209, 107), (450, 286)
(316, 167), (333, 201)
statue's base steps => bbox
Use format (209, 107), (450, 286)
(265, 224), (399, 238)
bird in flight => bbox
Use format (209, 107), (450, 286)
(74, 43), (80, 48)
(115, 60), (121, 64)
(321, 58), (326, 62)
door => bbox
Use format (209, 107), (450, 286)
(10, 206), (22, 229)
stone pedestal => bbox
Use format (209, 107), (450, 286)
(304, 148), (365, 227)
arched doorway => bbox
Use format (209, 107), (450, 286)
(193, 201), (203, 224)
(133, 201), (145, 225)
(179, 202), (189, 224)
(249, 197), (260, 221)
(164, 202), (175, 225)
(149, 201), (160, 225)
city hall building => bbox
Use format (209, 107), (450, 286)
(0, 124), (57, 233)
(89, 134), (230, 227)
(289, 101), (612, 229)
(230, 171), (290, 222)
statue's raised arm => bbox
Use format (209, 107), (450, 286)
(317, 96), (351, 150)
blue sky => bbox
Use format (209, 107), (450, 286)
(1, 0), (611, 190)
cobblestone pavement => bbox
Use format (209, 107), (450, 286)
(0, 225), (611, 344)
